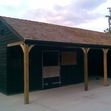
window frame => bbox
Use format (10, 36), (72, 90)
(42, 50), (60, 78)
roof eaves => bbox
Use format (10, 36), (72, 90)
(25, 39), (111, 49)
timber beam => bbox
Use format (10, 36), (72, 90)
(7, 41), (24, 47)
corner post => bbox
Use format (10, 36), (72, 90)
(103, 48), (109, 86)
(82, 48), (90, 91)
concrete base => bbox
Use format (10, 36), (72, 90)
(0, 79), (111, 111)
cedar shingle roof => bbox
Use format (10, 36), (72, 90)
(1, 16), (111, 46)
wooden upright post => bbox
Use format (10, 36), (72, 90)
(20, 44), (34, 104)
(103, 48), (109, 86)
(21, 43), (29, 104)
(82, 48), (90, 91)
(24, 44), (29, 104)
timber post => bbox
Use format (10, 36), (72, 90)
(20, 43), (34, 104)
(103, 48), (109, 86)
(82, 48), (90, 91)
(21, 43), (29, 104)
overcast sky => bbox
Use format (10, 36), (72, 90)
(0, 0), (111, 32)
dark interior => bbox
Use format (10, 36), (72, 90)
(88, 49), (103, 79)
(108, 50), (111, 78)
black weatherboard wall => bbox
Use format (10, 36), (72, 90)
(61, 48), (84, 85)
(29, 46), (42, 90)
(7, 46), (24, 94)
(40, 46), (84, 88)
(7, 46), (43, 94)
(0, 19), (22, 94)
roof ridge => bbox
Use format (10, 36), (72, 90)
(0, 16), (104, 34)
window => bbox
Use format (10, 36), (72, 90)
(61, 51), (77, 65)
(43, 51), (59, 66)
(43, 51), (60, 78)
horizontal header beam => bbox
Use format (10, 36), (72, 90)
(7, 41), (24, 47)
(25, 39), (111, 49)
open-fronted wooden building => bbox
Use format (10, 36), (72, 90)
(0, 16), (111, 104)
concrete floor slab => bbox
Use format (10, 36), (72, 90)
(0, 79), (111, 111)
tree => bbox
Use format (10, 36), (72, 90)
(105, 8), (111, 34)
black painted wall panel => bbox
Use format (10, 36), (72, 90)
(0, 20), (22, 94)
(61, 48), (84, 85)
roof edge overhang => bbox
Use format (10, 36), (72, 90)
(7, 39), (111, 49)
(25, 39), (111, 49)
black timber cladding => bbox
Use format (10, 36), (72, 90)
(0, 19), (22, 94)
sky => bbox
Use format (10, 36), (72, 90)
(0, 0), (111, 32)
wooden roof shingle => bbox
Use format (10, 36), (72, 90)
(1, 16), (111, 46)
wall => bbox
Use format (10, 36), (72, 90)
(7, 46), (84, 94)
(7, 46), (24, 94)
(29, 46), (42, 90)
(0, 20), (22, 94)
(41, 47), (84, 88)
(61, 48), (84, 85)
